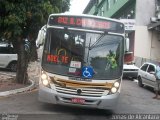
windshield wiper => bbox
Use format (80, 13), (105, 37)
(89, 31), (108, 50)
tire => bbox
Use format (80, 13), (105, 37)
(9, 62), (17, 72)
(138, 76), (144, 87)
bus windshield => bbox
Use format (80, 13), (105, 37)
(42, 28), (124, 80)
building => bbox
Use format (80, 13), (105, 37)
(83, 0), (160, 66)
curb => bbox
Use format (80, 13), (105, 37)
(0, 71), (16, 77)
(0, 79), (36, 97)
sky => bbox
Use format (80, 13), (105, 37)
(66, 0), (90, 14)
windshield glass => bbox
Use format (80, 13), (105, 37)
(42, 28), (124, 80)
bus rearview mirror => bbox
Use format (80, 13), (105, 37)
(125, 38), (129, 52)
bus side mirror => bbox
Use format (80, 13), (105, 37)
(125, 38), (129, 52)
(36, 25), (46, 48)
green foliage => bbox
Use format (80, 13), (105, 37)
(0, 0), (70, 40)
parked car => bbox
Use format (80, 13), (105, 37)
(123, 64), (139, 79)
(137, 62), (158, 88)
(0, 43), (17, 71)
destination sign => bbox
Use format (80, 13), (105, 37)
(48, 15), (124, 33)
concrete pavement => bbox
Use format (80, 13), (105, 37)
(0, 61), (40, 97)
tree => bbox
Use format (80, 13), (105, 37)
(0, 0), (70, 84)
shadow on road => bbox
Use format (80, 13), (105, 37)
(123, 78), (160, 95)
(40, 103), (114, 117)
(143, 86), (160, 95)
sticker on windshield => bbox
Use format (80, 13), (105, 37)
(69, 68), (76, 73)
(82, 66), (93, 78)
(105, 50), (117, 70)
(70, 61), (81, 68)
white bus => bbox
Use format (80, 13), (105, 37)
(38, 14), (126, 111)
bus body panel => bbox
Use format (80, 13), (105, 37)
(38, 84), (120, 110)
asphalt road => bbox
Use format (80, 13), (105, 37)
(0, 79), (160, 120)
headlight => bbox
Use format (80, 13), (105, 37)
(114, 82), (120, 88)
(111, 87), (117, 93)
(42, 79), (49, 86)
(108, 81), (120, 94)
(41, 72), (51, 88)
(41, 73), (47, 80)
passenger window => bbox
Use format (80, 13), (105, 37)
(0, 47), (10, 54)
(141, 64), (148, 71)
(147, 65), (155, 73)
(9, 47), (16, 54)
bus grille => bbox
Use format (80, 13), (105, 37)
(54, 84), (109, 97)
(50, 77), (112, 97)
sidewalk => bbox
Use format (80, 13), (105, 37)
(0, 61), (40, 97)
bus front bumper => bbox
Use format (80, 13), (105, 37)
(38, 85), (120, 110)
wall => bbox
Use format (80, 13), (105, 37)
(136, 0), (156, 25)
(135, 0), (160, 66)
(89, 5), (96, 15)
(134, 26), (160, 66)
(103, 0), (129, 17)
(88, 0), (132, 17)
(134, 26), (151, 58)
(150, 31), (160, 61)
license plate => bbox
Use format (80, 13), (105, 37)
(71, 98), (85, 104)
